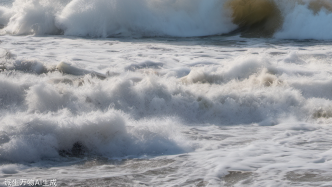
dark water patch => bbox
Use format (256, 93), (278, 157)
(179, 178), (209, 187)
(286, 169), (332, 182)
(125, 61), (163, 71)
(223, 171), (254, 186)
(269, 52), (287, 55)
(59, 142), (87, 158)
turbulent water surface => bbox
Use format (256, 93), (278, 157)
(1, 0), (332, 186)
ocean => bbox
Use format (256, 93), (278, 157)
(1, 0), (332, 186)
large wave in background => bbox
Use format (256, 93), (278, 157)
(0, 0), (332, 39)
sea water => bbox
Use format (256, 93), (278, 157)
(1, 0), (332, 186)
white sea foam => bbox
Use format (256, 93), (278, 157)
(0, 110), (189, 162)
(0, 36), (332, 165)
(1, 0), (332, 39)
(1, 0), (236, 37)
(275, 3), (332, 40)
(1, 5), (332, 185)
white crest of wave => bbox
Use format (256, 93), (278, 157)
(3, 0), (63, 35)
(275, 3), (332, 40)
(1, 0), (236, 37)
(0, 110), (189, 162)
(2, 0), (332, 39)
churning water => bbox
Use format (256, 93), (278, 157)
(1, 0), (332, 186)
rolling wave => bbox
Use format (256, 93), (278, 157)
(0, 0), (332, 39)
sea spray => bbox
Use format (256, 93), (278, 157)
(1, 0), (332, 39)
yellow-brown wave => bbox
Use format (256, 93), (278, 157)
(308, 0), (332, 13)
(226, 0), (282, 37)
(226, 0), (332, 38)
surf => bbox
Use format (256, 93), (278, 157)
(0, 0), (332, 39)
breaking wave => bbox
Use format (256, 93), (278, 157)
(0, 0), (332, 39)
(1, 46), (332, 162)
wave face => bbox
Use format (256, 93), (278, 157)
(1, 0), (332, 39)
(0, 0), (236, 37)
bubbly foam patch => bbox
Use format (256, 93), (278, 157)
(1, 31), (332, 186)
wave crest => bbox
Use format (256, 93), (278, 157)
(1, 0), (332, 39)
